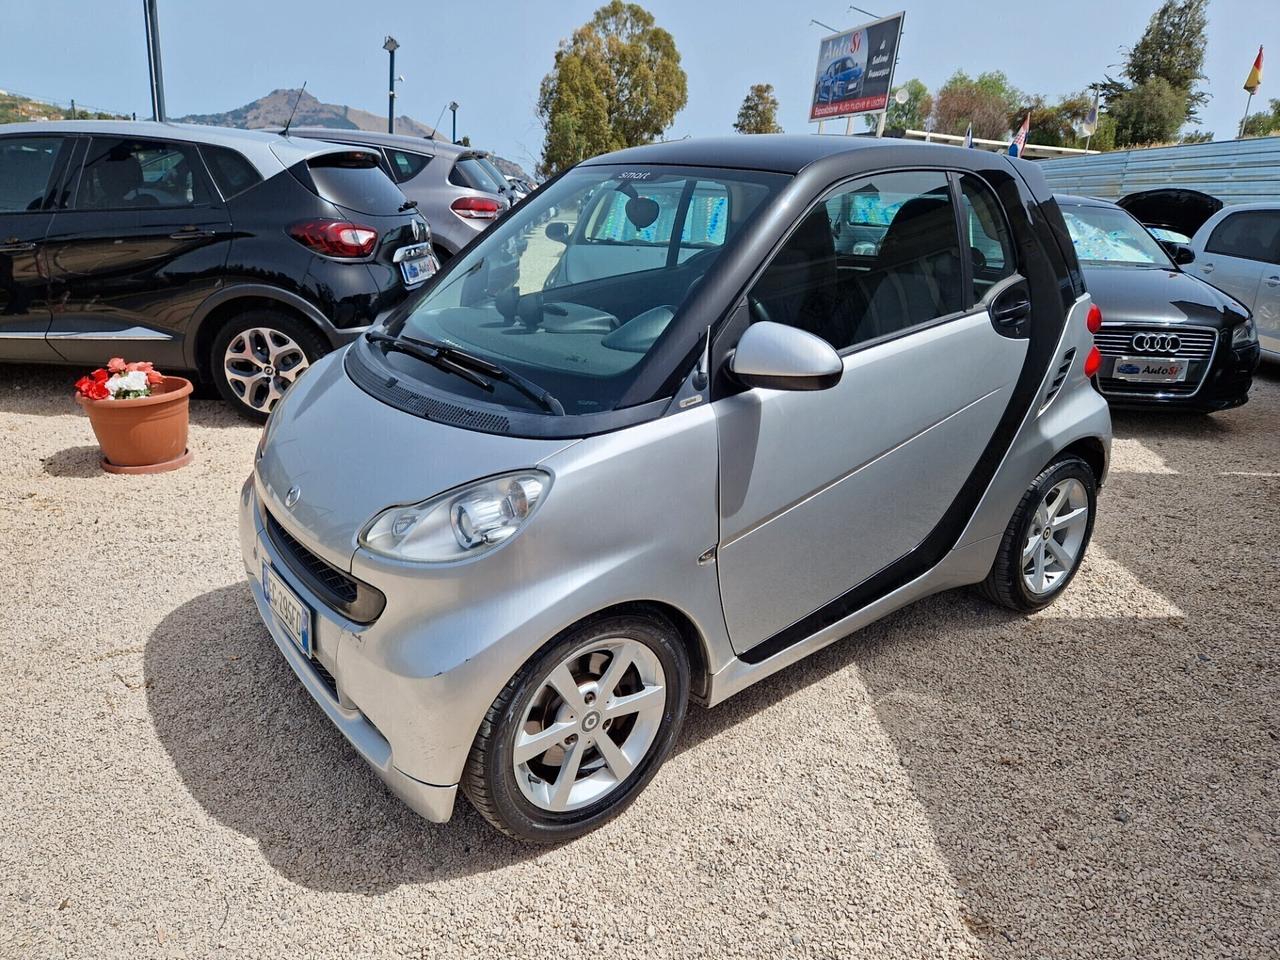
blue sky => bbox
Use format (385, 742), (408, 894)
(2, 0), (1273, 172)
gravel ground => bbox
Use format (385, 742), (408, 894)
(2, 363), (1277, 960)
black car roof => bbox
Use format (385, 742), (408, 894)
(581, 134), (1016, 176)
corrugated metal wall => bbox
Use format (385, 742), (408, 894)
(1038, 136), (1280, 205)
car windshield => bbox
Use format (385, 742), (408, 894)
(1061, 204), (1174, 267)
(384, 163), (786, 415)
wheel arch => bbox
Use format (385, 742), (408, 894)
(1057, 435), (1108, 488)
(189, 285), (337, 378)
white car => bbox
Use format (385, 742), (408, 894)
(1186, 203), (1280, 360)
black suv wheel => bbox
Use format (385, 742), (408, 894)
(210, 309), (327, 421)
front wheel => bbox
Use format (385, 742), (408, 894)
(462, 614), (690, 843)
(210, 309), (327, 422)
(978, 456), (1097, 612)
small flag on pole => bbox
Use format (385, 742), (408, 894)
(963, 122), (974, 148)
(1244, 45), (1264, 94)
(1009, 114), (1030, 157)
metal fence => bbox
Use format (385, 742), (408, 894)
(1038, 136), (1280, 205)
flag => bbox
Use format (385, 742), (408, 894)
(1244, 45), (1264, 94)
(963, 122), (974, 148)
(1084, 91), (1100, 132)
(1009, 114), (1030, 157)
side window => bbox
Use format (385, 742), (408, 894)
(0, 136), (62, 212)
(749, 170), (963, 351)
(1206, 211), (1280, 264)
(200, 144), (263, 199)
(387, 149), (430, 182)
(74, 138), (210, 210)
(958, 174), (1017, 301)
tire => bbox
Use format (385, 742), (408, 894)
(462, 613), (690, 843)
(977, 455), (1098, 612)
(209, 309), (328, 422)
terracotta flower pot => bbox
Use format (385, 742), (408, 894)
(76, 375), (194, 474)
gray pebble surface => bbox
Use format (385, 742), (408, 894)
(1, 364), (1276, 959)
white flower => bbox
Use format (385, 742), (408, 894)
(106, 370), (150, 397)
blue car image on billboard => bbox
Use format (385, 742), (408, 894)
(815, 57), (865, 104)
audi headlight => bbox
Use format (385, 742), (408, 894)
(1231, 316), (1258, 347)
(361, 470), (550, 562)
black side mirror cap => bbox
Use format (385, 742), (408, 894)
(545, 221), (570, 243)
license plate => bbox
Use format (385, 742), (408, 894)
(263, 562), (312, 656)
(1112, 356), (1189, 383)
(399, 254), (438, 287)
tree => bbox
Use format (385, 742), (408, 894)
(1108, 77), (1188, 147)
(870, 78), (931, 132)
(1020, 91), (1094, 148)
(733, 84), (782, 134)
(536, 1), (687, 177)
(931, 70), (1022, 140)
(1242, 99), (1280, 137)
(1123, 0), (1209, 120)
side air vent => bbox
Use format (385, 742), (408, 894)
(1040, 348), (1076, 413)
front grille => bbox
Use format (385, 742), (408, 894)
(1094, 324), (1218, 398)
(264, 510), (386, 623)
(1095, 326), (1217, 360)
(309, 657), (339, 699)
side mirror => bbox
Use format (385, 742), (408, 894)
(545, 221), (570, 244)
(729, 321), (842, 392)
(1169, 243), (1195, 266)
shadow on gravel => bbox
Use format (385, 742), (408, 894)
(145, 584), (538, 891)
(41, 445), (103, 478)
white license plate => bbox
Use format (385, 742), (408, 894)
(263, 562), (313, 656)
(400, 254), (438, 287)
(1112, 356), (1190, 383)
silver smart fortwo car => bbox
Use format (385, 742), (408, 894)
(240, 135), (1112, 843)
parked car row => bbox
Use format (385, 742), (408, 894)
(0, 120), (527, 419)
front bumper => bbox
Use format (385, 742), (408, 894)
(1099, 342), (1261, 412)
(238, 476), (458, 822)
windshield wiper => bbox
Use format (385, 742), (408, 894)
(366, 332), (565, 416)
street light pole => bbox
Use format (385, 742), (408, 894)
(143, 0), (167, 122)
(449, 101), (459, 143)
(383, 36), (399, 134)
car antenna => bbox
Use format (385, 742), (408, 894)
(282, 81), (307, 137)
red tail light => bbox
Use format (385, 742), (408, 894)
(451, 197), (501, 220)
(1084, 345), (1102, 378)
(1086, 303), (1103, 334)
(289, 219), (378, 258)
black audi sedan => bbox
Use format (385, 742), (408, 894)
(1057, 194), (1260, 412)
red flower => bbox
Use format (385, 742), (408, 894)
(145, 369), (163, 387)
(91, 368), (108, 384)
(107, 357), (127, 374)
(125, 360), (154, 373)
(76, 376), (109, 400)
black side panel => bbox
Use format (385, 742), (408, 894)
(740, 159), (1073, 665)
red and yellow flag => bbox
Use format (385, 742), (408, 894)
(1244, 45), (1264, 94)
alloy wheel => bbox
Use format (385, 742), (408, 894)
(1022, 477), (1090, 596)
(223, 327), (310, 413)
(512, 637), (666, 813)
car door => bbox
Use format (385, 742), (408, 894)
(714, 169), (1031, 656)
(42, 134), (232, 368)
(1192, 210), (1280, 322)
(0, 134), (72, 361)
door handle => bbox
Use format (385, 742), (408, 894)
(1200, 262), (1215, 273)
(1266, 276), (1280, 288)
(169, 228), (217, 240)
(0, 240), (36, 253)
(990, 297), (1032, 325)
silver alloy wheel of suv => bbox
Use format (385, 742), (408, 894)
(224, 326), (311, 413)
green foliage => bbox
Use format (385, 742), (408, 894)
(1108, 77), (1188, 147)
(733, 84), (782, 134)
(869, 78), (932, 132)
(457, 135), (472, 147)
(536, 1), (687, 177)
(1123, 0), (1208, 119)
(1180, 129), (1214, 143)
(1242, 99), (1280, 137)
(1021, 91), (1094, 148)
(932, 70), (1022, 140)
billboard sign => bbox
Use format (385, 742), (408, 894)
(808, 12), (905, 122)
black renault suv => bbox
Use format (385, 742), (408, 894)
(0, 121), (435, 419)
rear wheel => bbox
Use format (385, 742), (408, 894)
(978, 456), (1097, 612)
(462, 613), (689, 843)
(210, 309), (327, 421)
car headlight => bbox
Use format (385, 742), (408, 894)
(1231, 316), (1258, 346)
(361, 470), (550, 562)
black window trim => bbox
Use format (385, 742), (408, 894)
(69, 134), (221, 213)
(1205, 210), (1280, 265)
(196, 142), (264, 201)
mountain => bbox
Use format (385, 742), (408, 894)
(0, 89), (125, 124)
(178, 88), (531, 180)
